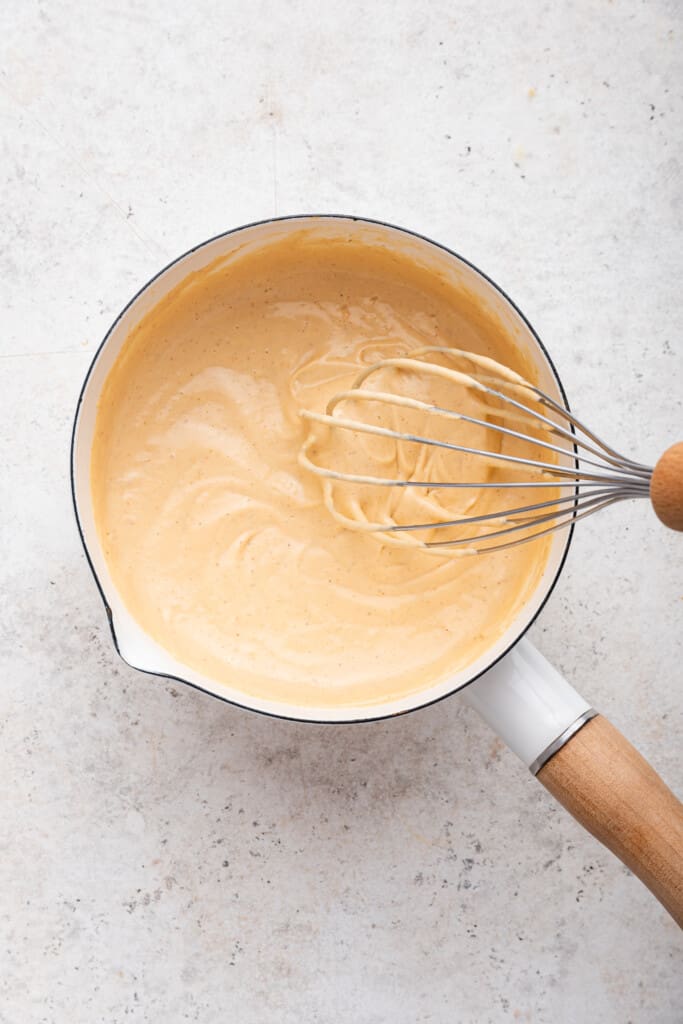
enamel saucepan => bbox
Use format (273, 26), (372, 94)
(71, 216), (683, 925)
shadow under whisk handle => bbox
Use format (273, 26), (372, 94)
(651, 442), (683, 531)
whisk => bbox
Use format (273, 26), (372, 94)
(299, 347), (683, 554)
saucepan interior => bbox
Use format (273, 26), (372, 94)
(71, 215), (573, 723)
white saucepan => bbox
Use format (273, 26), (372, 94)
(71, 216), (683, 925)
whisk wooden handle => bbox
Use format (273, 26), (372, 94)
(650, 441), (683, 531)
(538, 715), (683, 927)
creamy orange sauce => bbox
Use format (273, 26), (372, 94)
(91, 232), (551, 708)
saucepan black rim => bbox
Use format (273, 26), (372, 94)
(70, 213), (575, 725)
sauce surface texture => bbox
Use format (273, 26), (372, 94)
(91, 232), (551, 708)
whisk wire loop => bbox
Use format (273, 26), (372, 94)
(298, 348), (653, 554)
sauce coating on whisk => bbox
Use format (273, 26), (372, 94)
(299, 347), (568, 555)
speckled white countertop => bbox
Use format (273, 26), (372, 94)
(1, 2), (682, 1021)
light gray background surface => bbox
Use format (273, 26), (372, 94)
(1, 2), (682, 1021)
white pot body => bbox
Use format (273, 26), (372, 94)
(72, 215), (587, 754)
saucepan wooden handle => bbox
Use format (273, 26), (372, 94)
(537, 715), (683, 927)
(651, 441), (683, 531)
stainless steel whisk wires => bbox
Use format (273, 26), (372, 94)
(298, 347), (655, 554)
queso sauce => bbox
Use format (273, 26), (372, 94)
(91, 231), (551, 708)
